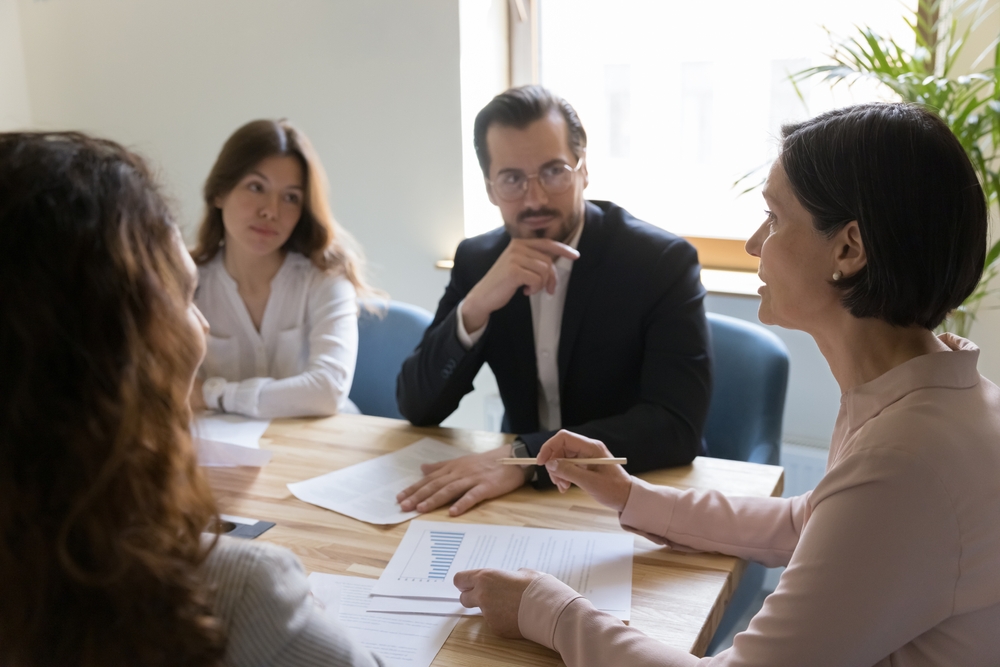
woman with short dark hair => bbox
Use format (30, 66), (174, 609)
(0, 132), (383, 667)
(456, 103), (1000, 666)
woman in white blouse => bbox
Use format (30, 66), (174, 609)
(190, 119), (373, 419)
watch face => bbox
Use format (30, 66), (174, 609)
(513, 439), (529, 458)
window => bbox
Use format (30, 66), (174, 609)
(537, 0), (915, 245)
(460, 0), (916, 266)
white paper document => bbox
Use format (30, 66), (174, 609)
(287, 438), (467, 525)
(308, 573), (460, 667)
(192, 413), (272, 467)
(369, 520), (633, 620)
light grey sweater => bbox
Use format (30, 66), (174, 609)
(204, 537), (384, 667)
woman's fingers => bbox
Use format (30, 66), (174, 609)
(453, 568), (478, 592)
(453, 568), (535, 639)
(545, 458), (599, 487)
(536, 430), (609, 465)
(545, 459), (633, 512)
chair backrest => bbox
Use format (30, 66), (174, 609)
(704, 313), (790, 465)
(349, 300), (433, 419)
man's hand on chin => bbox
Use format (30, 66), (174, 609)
(395, 444), (528, 516)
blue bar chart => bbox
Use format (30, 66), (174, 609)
(399, 530), (465, 582)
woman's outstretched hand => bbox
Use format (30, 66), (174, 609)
(536, 430), (633, 512)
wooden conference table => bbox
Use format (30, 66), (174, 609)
(204, 414), (784, 665)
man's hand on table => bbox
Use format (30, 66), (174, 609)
(396, 444), (527, 516)
(454, 567), (542, 639)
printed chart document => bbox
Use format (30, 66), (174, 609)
(288, 438), (466, 525)
(192, 413), (272, 467)
(369, 520), (633, 620)
(308, 572), (459, 667)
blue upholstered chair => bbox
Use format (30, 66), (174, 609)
(704, 313), (789, 466)
(348, 300), (433, 419)
(704, 312), (790, 654)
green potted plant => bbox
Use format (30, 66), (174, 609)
(792, 0), (1000, 336)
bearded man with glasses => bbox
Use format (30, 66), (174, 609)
(396, 85), (711, 516)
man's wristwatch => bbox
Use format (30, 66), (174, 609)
(511, 437), (539, 484)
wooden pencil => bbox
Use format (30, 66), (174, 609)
(496, 457), (627, 465)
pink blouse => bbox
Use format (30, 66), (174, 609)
(518, 335), (1000, 666)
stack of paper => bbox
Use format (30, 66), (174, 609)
(309, 573), (459, 667)
(193, 413), (272, 467)
(288, 438), (467, 524)
(368, 520), (634, 621)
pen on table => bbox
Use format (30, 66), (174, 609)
(496, 457), (627, 465)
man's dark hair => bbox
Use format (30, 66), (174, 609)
(779, 102), (987, 330)
(473, 85), (587, 178)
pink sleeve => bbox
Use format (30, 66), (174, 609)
(518, 574), (703, 667)
(619, 478), (810, 567)
(519, 449), (961, 667)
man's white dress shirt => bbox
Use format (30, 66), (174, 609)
(196, 251), (359, 419)
(456, 222), (584, 431)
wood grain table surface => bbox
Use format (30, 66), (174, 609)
(204, 413), (784, 665)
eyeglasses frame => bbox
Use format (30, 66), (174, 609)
(485, 156), (586, 202)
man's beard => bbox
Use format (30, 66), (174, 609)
(508, 205), (583, 243)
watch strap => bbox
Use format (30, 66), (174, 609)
(511, 437), (538, 484)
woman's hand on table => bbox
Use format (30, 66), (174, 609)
(454, 568), (542, 639)
(537, 430), (633, 512)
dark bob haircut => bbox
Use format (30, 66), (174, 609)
(473, 85), (587, 178)
(780, 102), (987, 329)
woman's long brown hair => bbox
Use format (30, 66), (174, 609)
(191, 119), (374, 297)
(0, 133), (225, 666)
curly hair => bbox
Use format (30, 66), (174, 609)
(191, 119), (374, 297)
(0, 132), (225, 666)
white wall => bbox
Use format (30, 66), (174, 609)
(974, 292), (1000, 384)
(14, 0), (466, 312)
(0, 0), (31, 130)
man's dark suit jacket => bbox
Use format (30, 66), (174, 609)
(397, 200), (712, 477)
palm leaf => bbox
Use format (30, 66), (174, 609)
(986, 238), (1000, 268)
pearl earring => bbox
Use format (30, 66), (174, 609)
(832, 270), (843, 281)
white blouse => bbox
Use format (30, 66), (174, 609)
(195, 251), (358, 419)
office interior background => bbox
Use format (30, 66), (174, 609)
(2, 0), (998, 588)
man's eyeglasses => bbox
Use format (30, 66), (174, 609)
(487, 157), (585, 202)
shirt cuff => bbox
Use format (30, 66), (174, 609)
(455, 299), (486, 350)
(202, 377), (227, 411)
(221, 378), (270, 418)
(518, 573), (584, 650)
(619, 477), (679, 539)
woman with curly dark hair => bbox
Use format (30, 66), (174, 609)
(0, 132), (383, 667)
